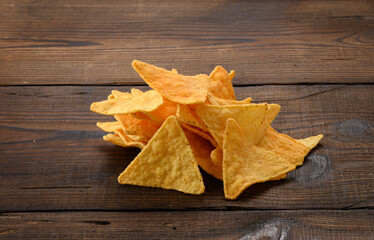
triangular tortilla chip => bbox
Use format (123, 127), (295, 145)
(207, 92), (252, 106)
(177, 104), (207, 131)
(132, 60), (209, 104)
(145, 98), (177, 123)
(118, 116), (205, 195)
(223, 119), (295, 200)
(180, 122), (218, 147)
(115, 114), (160, 142)
(298, 134), (323, 150)
(90, 90), (163, 115)
(257, 127), (310, 166)
(115, 129), (146, 149)
(184, 129), (222, 180)
(196, 103), (278, 146)
(209, 66), (236, 100)
(97, 121), (122, 132)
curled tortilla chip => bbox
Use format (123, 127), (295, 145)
(90, 90), (163, 115)
(115, 114), (160, 142)
(115, 129), (146, 149)
(209, 66), (236, 100)
(257, 127), (310, 166)
(177, 104), (207, 131)
(222, 119), (295, 200)
(132, 60), (209, 104)
(97, 121), (122, 132)
(118, 116), (205, 195)
(184, 129), (222, 180)
(207, 92), (251, 106)
(196, 103), (278, 146)
(298, 134), (323, 150)
(111, 90), (132, 100)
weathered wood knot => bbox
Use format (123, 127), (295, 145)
(288, 154), (330, 184)
(331, 119), (373, 142)
(240, 220), (288, 240)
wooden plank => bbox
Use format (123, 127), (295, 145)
(0, 210), (373, 239)
(0, 85), (373, 211)
(1, 0), (374, 85)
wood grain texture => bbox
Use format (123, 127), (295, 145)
(0, 210), (373, 239)
(1, 85), (373, 211)
(1, 0), (374, 85)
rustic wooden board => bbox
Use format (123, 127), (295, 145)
(1, 0), (374, 85)
(0, 210), (373, 239)
(1, 85), (373, 211)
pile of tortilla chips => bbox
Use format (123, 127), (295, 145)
(90, 60), (323, 200)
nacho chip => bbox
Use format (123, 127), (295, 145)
(210, 147), (223, 170)
(180, 122), (218, 147)
(257, 127), (310, 166)
(131, 88), (143, 96)
(118, 116), (205, 195)
(90, 90), (163, 115)
(209, 66), (236, 100)
(115, 114), (160, 142)
(132, 60), (209, 104)
(228, 70), (235, 82)
(103, 133), (128, 148)
(115, 129), (146, 149)
(96, 121), (122, 132)
(145, 98), (177, 123)
(196, 104), (275, 146)
(207, 92), (252, 106)
(298, 134), (323, 150)
(222, 119), (295, 200)
(111, 90), (132, 100)
(177, 104), (206, 131)
(184, 129), (222, 180)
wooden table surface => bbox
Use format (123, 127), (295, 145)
(1, 0), (373, 239)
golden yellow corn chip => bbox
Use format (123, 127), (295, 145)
(114, 129), (146, 149)
(90, 90), (163, 115)
(180, 122), (218, 147)
(210, 147), (223, 171)
(207, 92), (252, 106)
(131, 88), (143, 96)
(131, 112), (153, 121)
(115, 114), (160, 142)
(118, 116), (205, 195)
(209, 66), (236, 100)
(132, 60), (209, 104)
(196, 104), (277, 146)
(111, 90), (132, 100)
(298, 134), (323, 150)
(103, 133), (128, 148)
(228, 70), (235, 82)
(184, 129), (222, 180)
(222, 119), (295, 200)
(176, 104), (207, 131)
(96, 121), (122, 132)
(257, 127), (310, 166)
(171, 68), (178, 74)
(145, 98), (177, 123)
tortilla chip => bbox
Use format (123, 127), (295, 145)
(210, 147), (223, 170)
(222, 119), (295, 200)
(145, 98), (177, 123)
(207, 92), (252, 106)
(184, 129), (222, 180)
(111, 90), (132, 100)
(96, 121), (122, 132)
(131, 88), (143, 96)
(171, 68), (178, 74)
(228, 70), (235, 82)
(118, 116), (205, 194)
(196, 104), (276, 146)
(298, 134), (323, 150)
(132, 60), (209, 104)
(209, 66), (236, 100)
(177, 104), (207, 131)
(90, 90), (163, 115)
(115, 114), (160, 142)
(103, 133), (128, 147)
(114, 129), (146, 149)
(180, 122), (218, 147)
(257, 127), (310, 166)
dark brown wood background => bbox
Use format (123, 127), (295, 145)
(1, 0), (373, 239)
